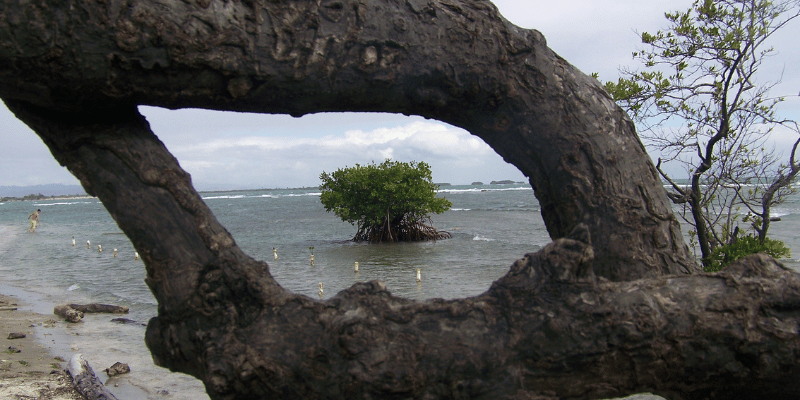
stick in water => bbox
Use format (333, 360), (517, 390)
(68, 354), (119, 400)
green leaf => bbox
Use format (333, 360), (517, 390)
(704, 235), (791, 272)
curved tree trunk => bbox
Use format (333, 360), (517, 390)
(4, 1), (800, 400)
(0, 0), (694, 280)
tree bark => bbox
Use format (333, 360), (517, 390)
(0, 0), (694, 280)
(68, 354), (120, 400)
(5, 1), (800, 399)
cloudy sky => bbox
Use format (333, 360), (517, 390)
(1, 0), (798, 190)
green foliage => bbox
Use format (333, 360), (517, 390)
(319, 160), (452, 242)
(704, 235), (791, 272)
(604, 0), (800, 266)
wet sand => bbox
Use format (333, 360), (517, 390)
(0, 294), (82, 400)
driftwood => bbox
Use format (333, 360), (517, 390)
(53, 305), (84, 323)
(68, 354), (119, 400)
(2, 1), (800, 399)
(68, 304), (129, 314)
(55, 303), (128, 322)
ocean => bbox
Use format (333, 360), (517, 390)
(0, 183), (798, 399)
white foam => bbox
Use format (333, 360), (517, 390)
(438, 186), (531, 194)
(202, 195), (246, 200)
(473, 235), (495, 241)
(202, 192), (321, 200)
(33, 201), (95, 206)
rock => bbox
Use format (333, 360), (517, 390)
(54, 305), (84, 323)
(111, 317), (146, 326)
(104, 362), (130, 376)
(7, 332), (26, 339)
(7, 346), (21, 353)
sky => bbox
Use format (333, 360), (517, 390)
(1, 0), (798, 191)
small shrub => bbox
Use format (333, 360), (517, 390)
(704, 235), (791, 272)
(319, 159), (452, 243)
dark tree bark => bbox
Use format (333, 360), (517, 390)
(3, 1), (800, 399)
(0, 0), (694, 280)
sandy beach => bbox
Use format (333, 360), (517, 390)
(0, 294), (82, 400)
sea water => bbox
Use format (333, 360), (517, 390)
(0, 183), (798, 399)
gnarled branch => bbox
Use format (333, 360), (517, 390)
(5, 1), (798, 400)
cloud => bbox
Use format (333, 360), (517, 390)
(0, 103), (79, 187)
(491, 0), (694, 78)
(159, 118), (523, 190)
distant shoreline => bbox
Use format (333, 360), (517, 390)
(2, 182), (533, 202)
(0, 194), (94, 202)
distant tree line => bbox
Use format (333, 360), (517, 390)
(0, 193), (88, 202)
(0, 193), (46, 201)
